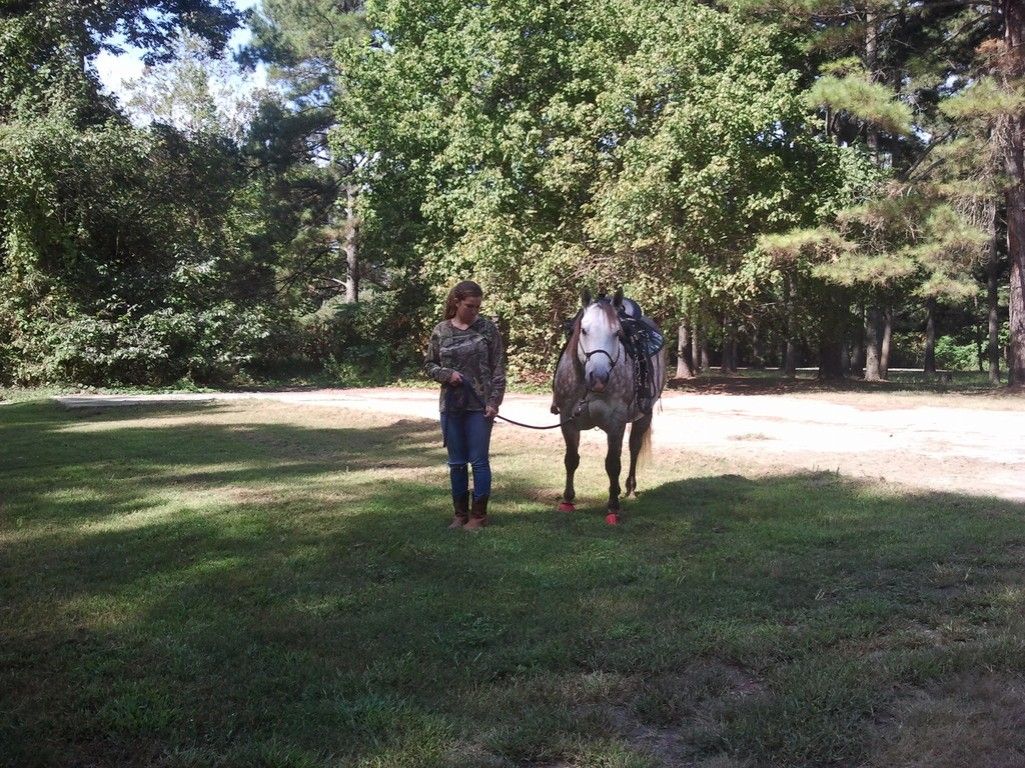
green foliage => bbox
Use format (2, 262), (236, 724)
(335, 0), (853, 371)
(0, 84), (285, 385)
(298, 282), (431, 383)
(0, 0), (1017, 383)
(807, 191), (984, 317)
(933, 335), (980, 372)
(33, 303), (285, 386)
(805, 72), (913, 135)
(122, 31), (261, 142)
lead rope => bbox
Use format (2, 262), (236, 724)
(453, 380), (580, 430)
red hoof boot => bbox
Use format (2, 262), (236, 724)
(558, 501), (575, 513)
(605, 512), (620, 526)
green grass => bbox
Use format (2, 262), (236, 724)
(3, 398), (1025, 767)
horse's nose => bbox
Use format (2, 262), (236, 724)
(586, 371), (607, 392)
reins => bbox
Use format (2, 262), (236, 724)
(454, 380), (574, 430)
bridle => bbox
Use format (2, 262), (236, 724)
(576, 310), (624, 373)
(579, 343), (622, 370)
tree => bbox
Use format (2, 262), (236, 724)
(0, 0), (295, 385)
(998, 0), (1025, 385)
(334, 0), (858, 374)
(243, 0), (368, 304)
(0, 0), (240, 121)
(123, 31), (260, 141)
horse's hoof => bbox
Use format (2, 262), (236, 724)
(558, 501), (575, 512)
(605, 513), (620, 526)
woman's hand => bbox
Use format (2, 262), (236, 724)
(448, 371), (463, 385)
(485, 405), (498, 419)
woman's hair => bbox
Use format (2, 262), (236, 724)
(444, 280), (484, 320)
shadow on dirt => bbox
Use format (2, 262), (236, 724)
(666, 373), (1006, 396)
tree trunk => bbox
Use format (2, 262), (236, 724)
(865, 10), (881, 166)
(691, 315), (701, 374)
(989, 221), (1002, 384)
(853, 306), (866, 374)
(783, 272), (797, 378)
(864, 306), (883, 381)
(974, 295), (984, 372)
(676, 321), (693, 379)
(784, 342), (797, 378)
(720, 319), (738, 374)
(343, 185), (360, 304)
(720, 317), (729, 374)
(880, 306), (892, 378)
(924, 299), (937, 374)
(751, 324), (765, 369)
(1003, 0), (1025, 386)
(818, 338), (845, 380)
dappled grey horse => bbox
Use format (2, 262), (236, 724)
(551, 289), (666, 524)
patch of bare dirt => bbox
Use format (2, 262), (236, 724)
(556, 662), (768, 768)
(867, 674), (1025, 768)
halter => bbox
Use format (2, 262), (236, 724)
(578, 343), (621, 369)
(576, 304), (624, 372)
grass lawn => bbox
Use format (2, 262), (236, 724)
(3, 397), (1025, 767)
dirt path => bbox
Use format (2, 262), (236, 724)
(55, 388), (1025, 502)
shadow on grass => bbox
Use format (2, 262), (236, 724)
(4, 400), (1025, 767)
(0, 400), (443, 532)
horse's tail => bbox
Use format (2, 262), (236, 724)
(638, 419), (653, 469)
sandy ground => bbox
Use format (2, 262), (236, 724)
(54, 387), (1025, 503)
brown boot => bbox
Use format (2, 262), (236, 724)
(464, 496), (489, 531)
(449, 492), (470, 529)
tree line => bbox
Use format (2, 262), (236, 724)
(2, 0), (1024, 387)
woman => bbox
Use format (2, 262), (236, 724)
(424, 280), (506, 530)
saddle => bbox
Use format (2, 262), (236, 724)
(617, 301), (663, 414)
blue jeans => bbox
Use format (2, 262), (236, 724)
(441, 410), (493, 501)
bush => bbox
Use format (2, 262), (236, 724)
(886, 332), (985, 372)
(298, 287), (428, 385)
(18, 302), (287, 386)
(933, 335), (979, 372)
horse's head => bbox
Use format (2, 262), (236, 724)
(576, 292), (624, 393)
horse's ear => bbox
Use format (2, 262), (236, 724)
(581, 289), (592, 307)
(612, 288), (624, 307)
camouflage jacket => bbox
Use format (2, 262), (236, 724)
(424, 317), (506, 413)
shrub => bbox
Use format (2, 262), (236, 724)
(298, 287), (428, 385)
(19, 302), (286, 386)
(933, 335), (979, 372)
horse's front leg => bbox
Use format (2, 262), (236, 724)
(559, 423), (581, 512)
(604, 425), (625, 522)
(626, 412), (652, 497)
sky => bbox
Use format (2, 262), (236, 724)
(92, 0), (266, 102)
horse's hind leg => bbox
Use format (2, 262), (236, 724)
(625, 412), (651, 497)
(559, 423), (580, 511)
